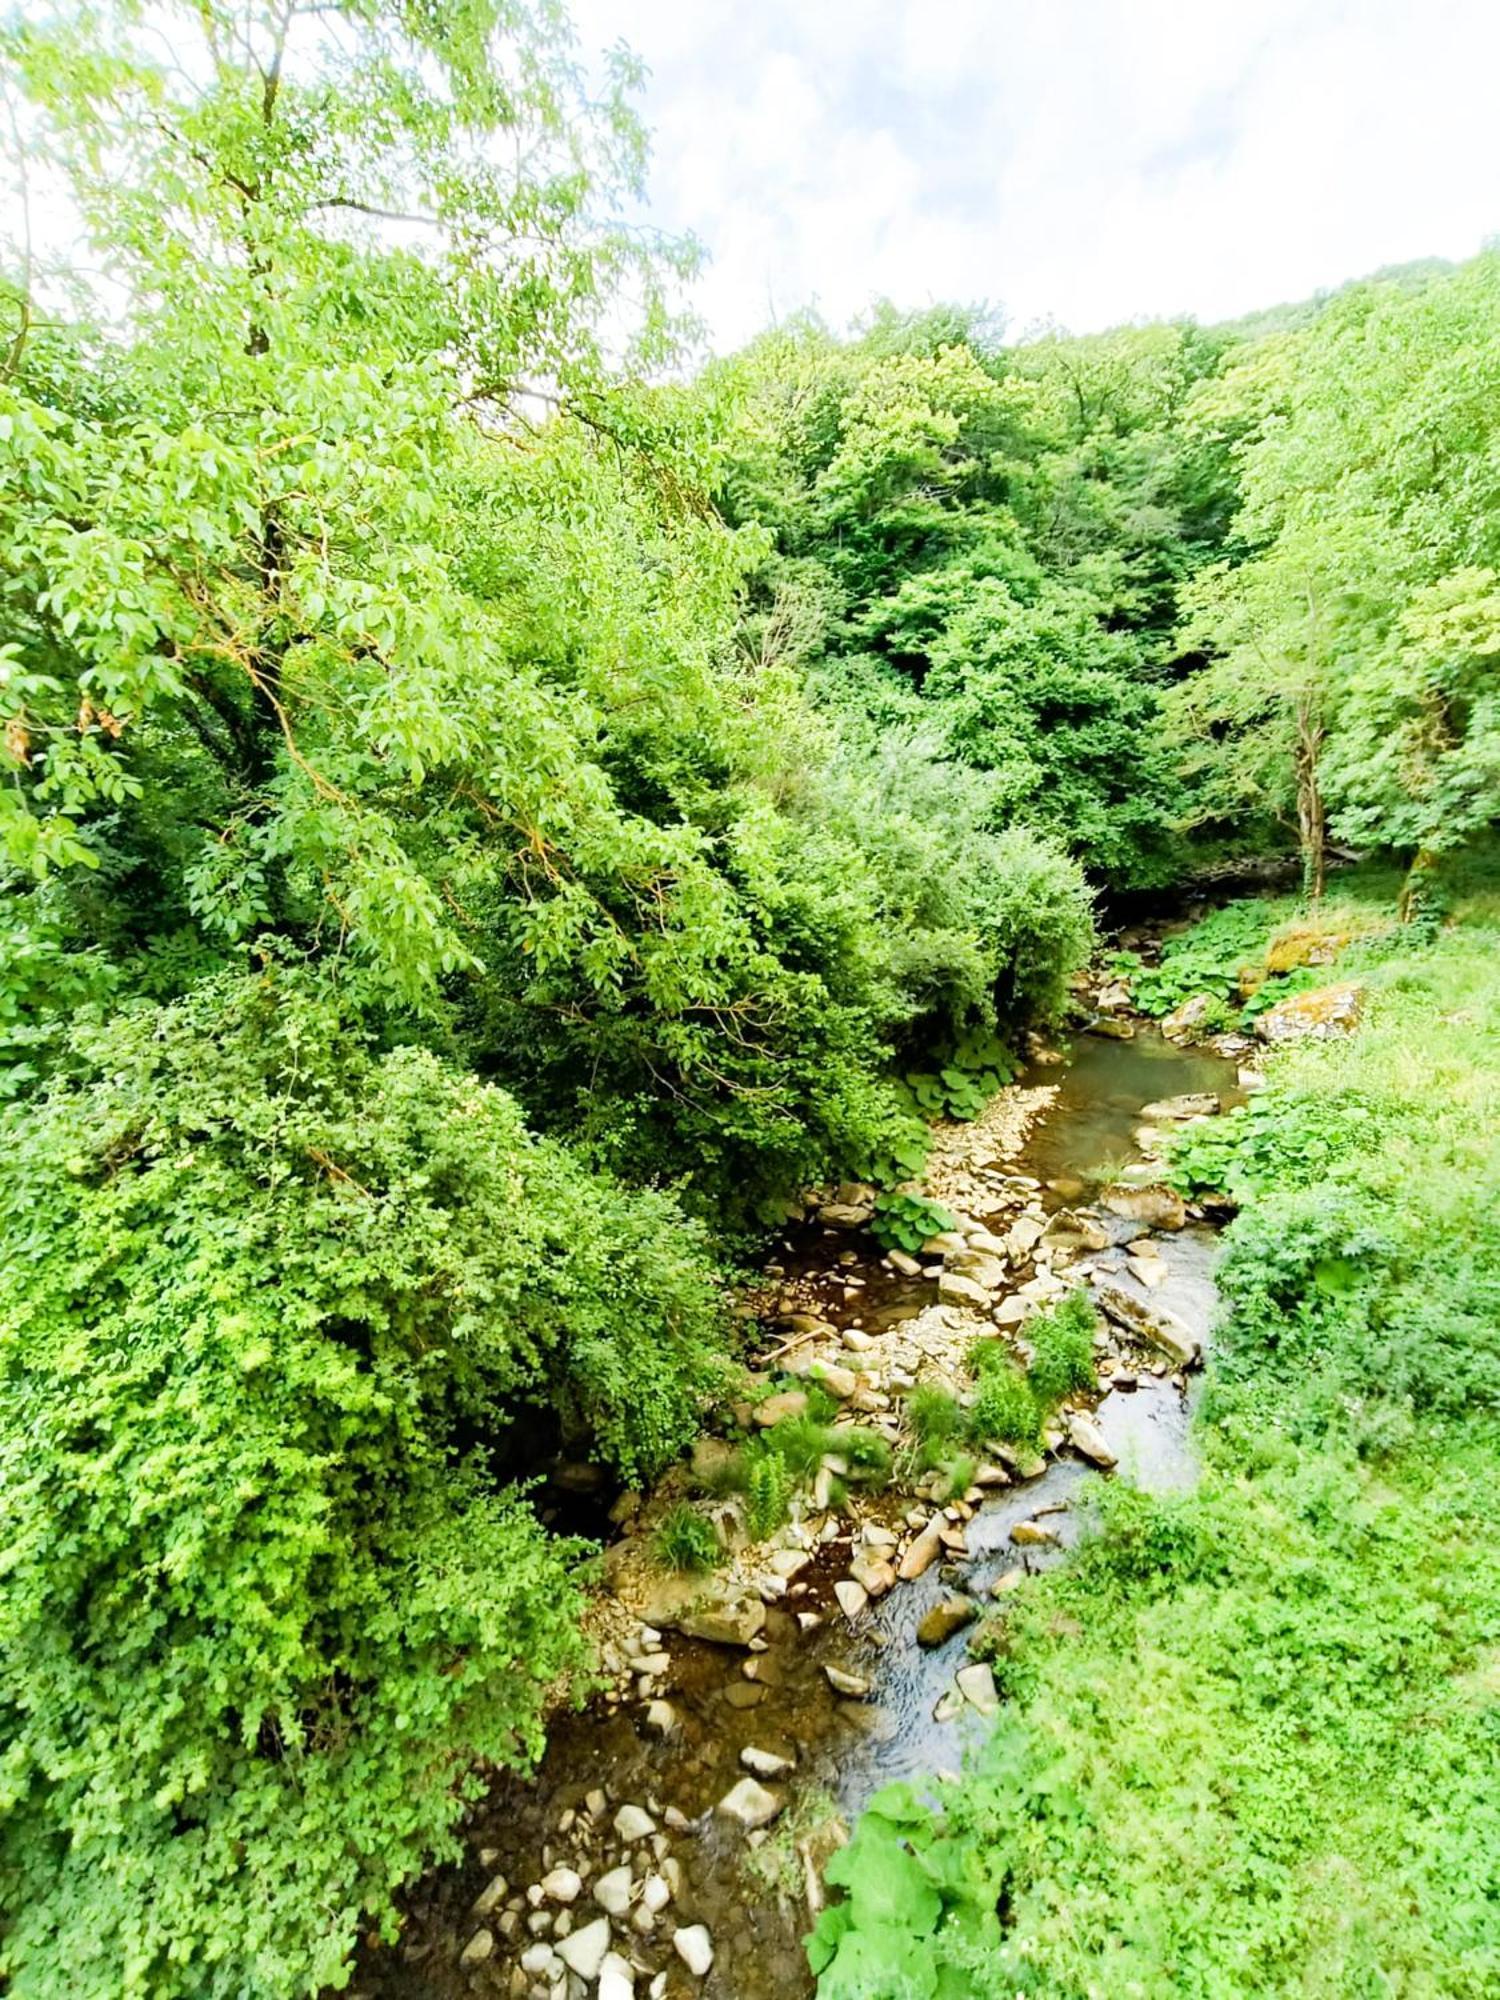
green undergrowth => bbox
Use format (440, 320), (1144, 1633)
(813, 868), (1500, 1997)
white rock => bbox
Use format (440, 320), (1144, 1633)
(598, 1951), (636, 2000)
(556, 1915), (612, 1982)
(644, 1699), (678, 1736)
(650, 1974), (669, 2000)
(472, 1873), (508, 1915)
(673, 1924), (715, 1977)
(540, 1866), (582, 1904)
(520, 1942), (558, 1977)
(824, 1663), (872, 1698)
(740, 1744), (795, 1779)
(593, 1864), (633, 1916)
(717, 1775), (782, 1829)
(833, 1578), (868, 1622)
(613, 1803), (657, 1841)
(956, 1662), (1000, 1716)
(459, 1927), (494, 1965)
(641, 1873), (672, 1914)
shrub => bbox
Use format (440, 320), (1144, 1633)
(967, 1364), (1042, 1448)
(0, 970), (725, 1997)
(745, 1451), (794, 1539)
(651, 1503), (721, 1574)
(871, 1191), (958, 1254)
(1026, 1292), (1098, 1407)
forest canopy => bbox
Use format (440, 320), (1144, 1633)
(0, 2), (1497, 1996)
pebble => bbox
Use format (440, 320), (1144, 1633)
(834, 1578), (868, 1622)
(540, 1867), (581, 1904)
(673, 1924), (715, 1977)
(472, 1873), (508, 1915)
(556, 1915), (611, 1981)
(717, 1775), (782, 1828)
(598, 1952), (636, 2000)
(520, 1942), (558, 1977)
(613, 1804), (657, 1841)
(740, 1744), (796, 1778)
(956, 1662), (1000, 1716)
(641, 1873), (672, 1914)
(824, 1664), (872, 1698)
(593, 1865), (633, 1916)
(459, 1928), (494, 1965)
(644, 1699), (678, 1735)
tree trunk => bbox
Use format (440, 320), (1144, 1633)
(1293, 692), (1326, 901)
(1398, 846), (1436, 922)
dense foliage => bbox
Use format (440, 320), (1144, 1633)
(4, 3), (1500, 1994)
(815, 860), (1500, 1996)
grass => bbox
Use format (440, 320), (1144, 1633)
(815, 854), (1500, 1997)
(650, 1501), (721, 1574)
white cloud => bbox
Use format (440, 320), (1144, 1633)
(570, 0), (1500, 350)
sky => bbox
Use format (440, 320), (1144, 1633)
(569, 0), (1500, 351)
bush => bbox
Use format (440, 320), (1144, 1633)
(0, 969), (726, 1997)
(651, 1503), (721, 1574)
(745, 1451), (794, 1538)
(967, 1363), (1042, 1449)
(1026, 1292), (1098, 1407)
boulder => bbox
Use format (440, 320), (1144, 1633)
(955, 1662), (1000, 1715)
(753, 1389), (810, 1427)
(1258, 981), (1363, 1044)
(897, 1515), (945, 1581)
(717, 1776), (782, 1829)
(1161, 993), (1218, 1042)
(1095, 1281), (1201, 1368)
(1100, 1183), (1187, 1232)
(1066, 1411), (1117, 1468)
(1010, 1519), (1060, 1548)
(1140, 1092), (1220, 1122)
(916, 1596), (978, 1647)
(938, 1270), (993, 1310)
(834, 1579), (869, 1623)
(677, 1599), (766, 1648)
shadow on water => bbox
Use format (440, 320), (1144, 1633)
(358, 1027), (1238, 2000)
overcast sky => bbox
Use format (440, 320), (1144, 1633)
(569, 0), (1500, 351)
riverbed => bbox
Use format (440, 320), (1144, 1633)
(360, 1025), (1239, 2000)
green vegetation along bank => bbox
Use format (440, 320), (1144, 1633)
(812, 858), (1500, 1998)
(0, 1), (1497, 1995)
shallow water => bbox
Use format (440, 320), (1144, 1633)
(359, 1027), (1237, 2000)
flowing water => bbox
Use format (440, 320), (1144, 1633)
(361, 1027), (1238, 2000)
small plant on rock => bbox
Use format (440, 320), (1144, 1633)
(872, 1191), (958, 1255)
(651, 1502), (721, 1575)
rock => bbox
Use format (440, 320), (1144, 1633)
(841, 1327), (875, 1352)
(1086, 1016), (1135, 1040)
(808, 1360), (858, 1399)
(717, 1776), (782, 1830)
(932, 1687), (965, 1722)
(556, 1916), (612, 1982)
(677, 1600), (765, 1648)
(1095, 1280), (1201, 1367)
(724, 1680), (766, 1709)
(991, 1568), (1024, 1597)
(540, 1867), (582, 1904)
(673, 1925), (715, 1978)
(460, 1927), (494, 1966)
(819, 1202), (874, 1228)
(1141, 1092), (1220, 1122)
(973, 1462), (1011, 1487)
(848, 1553), (897, 1598)
(1100, 1184), (1187, 1232)
(996, 1443), (1047, 1480)
(916, 1596), (978, 1647)
(520, 1941), (558, 1977)
(641, 1873), (672, 1914)
(897, 1515), (945, 1581)
(888, 1249), (923, 1278)
(472, 1873), (509, 1916)
(956, 1662), (1000, 1715)
(593, 1866), (633, 1916)
(862, 1522), (898, 1550)
(769, 1546), (812, 1579)
(741, 1744), (796, 1778)
(1126, 1254), (1167, 1290)
(1162, 993), (1218, 1042)
(834, 1579), (869, 1622)
(1259, 981), (1363, 1043)
(940, 1264), (1000, 1312)
(993, 1295), (1032, 1326)
(948, 1250), (1007, 1290)
(644, 1699), (678, 1736)
(824, 1664), (872, 1698)
(753, 1390), (809, 1427)
(1006, 1213), (1046, 1258)
(1066, 1412), (1117, 1468)
(599, 1953), (636, 2000)
(1011, 1519), (1060, 1548)
(966, 1228), (1010, 1257)
(613, 1804), (658, 1842)
(922, 1230), (969, 1256)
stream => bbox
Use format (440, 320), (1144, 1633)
(360, 1026), (1240, 2000)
